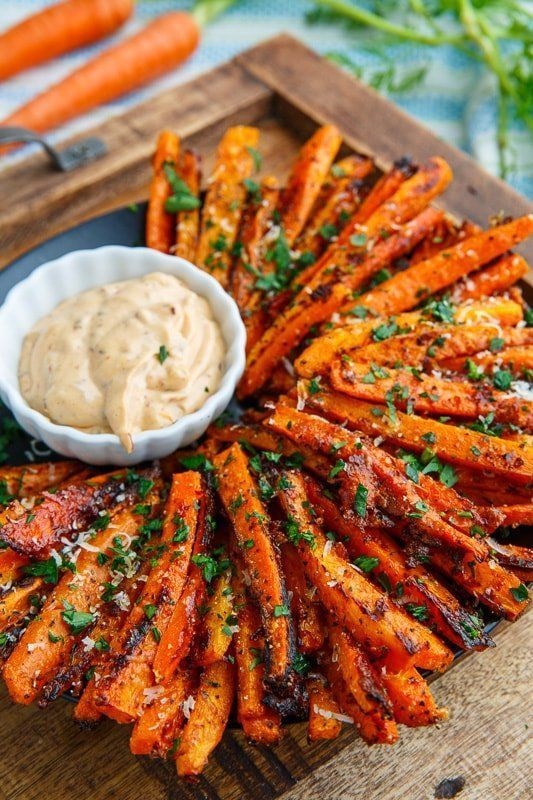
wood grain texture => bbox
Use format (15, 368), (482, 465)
(0, 615), (530, 800)
(0, 34), (531, 800)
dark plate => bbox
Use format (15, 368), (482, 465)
(0, 202), (504, 668)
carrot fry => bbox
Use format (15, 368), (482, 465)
(305, 476), (493, 650)
(146, 130), (180, 253)
(304, 387), (533, 484)
(175, 659), (235, 777)
(409, 219), (479, 265)
(196, 126), (259, 287)
(295, 156), (374, 262)
(0, 461), (82, 499)
(199, 568), (234, 666)
(234, 589), (282, 744)
(277, 125), (342, 246)
(381, 667), (448, 727)
(307, 675), (342, 741)
(174, 149), (201, 262)
(0, 578), (43, 633)
(130, 669), (194, 757)
(213, 444), (295, 692)
(323, 628), (398, 744)
(494, 504), (533, 527)
(0, 550), (30, 586)
(276, 468), (452, 672)
(96, 473), (207, 721)
(330, 360), (532, 428)
(240, 206), (444, 398)
(451, 253), (529, 302)
(350, 158), (416, 224)
(281, 542), (325, 654)
(360, 215), (533, 316)
(3, 501), (151, 705)
(440, 347), (533, 375)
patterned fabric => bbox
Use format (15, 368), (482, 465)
(0, 0), (531, 198)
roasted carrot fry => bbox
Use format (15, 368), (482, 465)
(305, 476), (493, 650)
(96, 473), (206, 721)
(130, 669), (194, 757)
(175, 659), (235, 777)
(440, 347), (533, 375)
(307, 675), (342, 741)
(360, 215), (533, 316)
(199, 568), (234, 666)
(324, 626), (398, 744)
(295, 156), (373, 261)
(196, 125), (259, 287)
(304, 387), (533, 484)
(240, 206), (444, 398)
(213, 444), (295, 692)
(451, 253), (529, 302)
(146, 130), (180, 253)
(234, 588), (282, 744)
(494, 504), (533, 527)
(277, 125), (342, 246)
(350, 157), (416, 224)
(0, 460), (82, 498)
(174, 149), (201, 262)
(381, 667), (447, 727)
(276, 468), (453, 672)
(3, 500), (151, 705)
(0, 550), (30, 586)
(281, 542), (325, 654)
(231, 175), (279, 313)
(330, 360), (532, 428)
(410, 219), (479, 265)
(0, 578), (42, 633)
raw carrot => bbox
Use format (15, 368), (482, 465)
(145, 131), (180, 253)
(174, 150), (202, 262)
(1, 12), (200, 140)
(0, 0), (133, 81)
(277, 125), (342, 245)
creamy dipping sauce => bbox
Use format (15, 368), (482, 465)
(19, 272), (225, 452)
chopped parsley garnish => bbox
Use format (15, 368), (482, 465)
(405, 603), (429, 621)
(285, 515), (316, 548)
(61, 601), (95, 635)
(492, 369), (512, 390)
(163, 164), (200, 212)
(156, 345), (170, 364)
(180, 454), (214, 472)
(489, 336), (504, 353)
(273, 604), (290, 617)
(354, 483), (368, 517)
(247, 146), (262, 172)
(510, 584), (528, 602)
(353, 555), (379, 573)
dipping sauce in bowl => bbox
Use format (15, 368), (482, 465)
(18, 271), (225, 453)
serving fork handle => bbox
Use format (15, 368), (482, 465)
(0, 125), (106, 171)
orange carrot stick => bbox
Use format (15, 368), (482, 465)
(130, 669), (194, 757)
(1, 12), (200, 140)
(198, 568), (234, 667)
(174, 150), (202, 262)
(277, 125), (342, 245)
(0, 0), (133, 81)
(451, 253), (529, 302)
(381, 668), (447, 727)
(307, 675), (343, 741)
(146, 130), (180, 253)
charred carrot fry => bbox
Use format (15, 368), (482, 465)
(174, 149), (201, 262)
(360, 215), (533, 316)
(175, 659), (235, 777)
(95, 473), (207, 721)
(277, 469), (453, 672)
(213, 444), (295, 692)
(277, 125), (342, 246)
(304, 388), (533, 484)
(199, 568), (234, 666)
(495, 504), (533, 527)
(196, 126), (259, 287)
(381, 667), (447, 727)
(240, 206), (443, 398)
(0, 578), (43, 633)
(3, 501), (150, 705)
(146, 130), (180, 253)
(130, 669), (194, 757)
(281, 542), (325, 654)
(0, 471), (147, 557)
(0, 461), (82, 499)
(451, 253), (529, 302)
(305, 476), (493, 650)
(325, 627), (398, 744)
(234, 589), (282, 745)
(307, 675), (343, 741)
(350, 157), (416, 225)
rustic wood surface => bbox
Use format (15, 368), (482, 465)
(0, 34), (531, 800)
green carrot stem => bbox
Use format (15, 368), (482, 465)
(192, 0), (239, 27)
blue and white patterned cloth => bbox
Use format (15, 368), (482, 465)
(0, 0), (531, 198)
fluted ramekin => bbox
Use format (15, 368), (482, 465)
(0, 246), (246, 465)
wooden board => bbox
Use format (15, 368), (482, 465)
(0, 33), (531, 800)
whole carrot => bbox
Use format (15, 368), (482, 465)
(0, 0), (134, 82)
(0, 11), (200, 138)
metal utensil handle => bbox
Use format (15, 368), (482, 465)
(0, 126), (106, 172)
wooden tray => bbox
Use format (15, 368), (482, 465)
(0, 34), (531, 800)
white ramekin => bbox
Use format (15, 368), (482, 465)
(0, 246), (246, 466)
